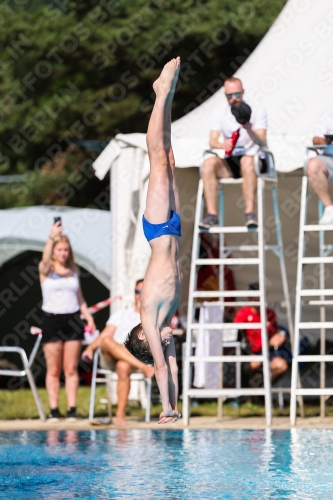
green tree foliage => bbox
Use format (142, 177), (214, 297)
(0, 0), (286, 207)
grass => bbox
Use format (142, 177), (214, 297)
(0, 388), (332, 420)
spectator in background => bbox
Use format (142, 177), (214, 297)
(233, 283), (288, 382)
(82, 279), (154, 426)
(199, 77), (267, 230)
(307, 109), (333, 224)
(39, 221), (96, 422)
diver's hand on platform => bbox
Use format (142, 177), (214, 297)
(171, 411), (181, 423)
(159, 410), (181, 424)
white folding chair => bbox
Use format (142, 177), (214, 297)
(0, 332), (46, 420)
(89, 348), (152, 423)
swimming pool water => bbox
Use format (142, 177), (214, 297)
(0, 429), (333, 499)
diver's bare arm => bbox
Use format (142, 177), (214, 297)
(141, 312), (170, 413)
(165, 337), (179, 413)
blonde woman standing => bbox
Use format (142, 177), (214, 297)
(39, 221), (96, 421)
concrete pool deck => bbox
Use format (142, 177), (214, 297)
(2, 416), (333, 431)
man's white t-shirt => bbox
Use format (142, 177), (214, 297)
(106, 308), (140, 344)
(313, 109), (333, 137)
(211, 98), (268, 157)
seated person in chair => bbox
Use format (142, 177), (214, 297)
(233, 282), (288, 383)
(82, 279), (154, 426)
(199, 77), (267, 230)
(306, 109), (333, 224)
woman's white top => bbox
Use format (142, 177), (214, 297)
(41, 270), (80, 314)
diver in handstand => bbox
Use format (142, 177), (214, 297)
(124, 57), (182, 424)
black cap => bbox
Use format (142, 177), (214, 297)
(231, 101), (252, 125)
(248, 282), (259, 291)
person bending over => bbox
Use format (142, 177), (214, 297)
(81, 279), (154, 426)
(124, 57), (182, 424)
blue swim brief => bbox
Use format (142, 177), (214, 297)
(142, 210), (182, 242)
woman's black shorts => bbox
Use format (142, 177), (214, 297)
(41, 311), (85, 344)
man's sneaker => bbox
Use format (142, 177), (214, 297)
(48, 408), (63, 422)
(66, 407), (77, 422)
(319, 205), (333, 225)
(198, 213), (219, 229)
(245, 212), (258, 229)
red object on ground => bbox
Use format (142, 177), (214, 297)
(234, 307), (278, 353)
(225, 128), (240, 157)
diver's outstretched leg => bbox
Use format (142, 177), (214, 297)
(145, 57), (181, 224)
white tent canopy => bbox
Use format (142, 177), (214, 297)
(0, 206), (111, 288)
(93, 0), (333, 311)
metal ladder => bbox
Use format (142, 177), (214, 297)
(182, 305), (242, 407)
(183, 149), (294, 426)
(290, 147), (333, 424)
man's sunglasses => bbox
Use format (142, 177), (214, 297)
(135, 289), (141, 294)
(226, 92), (242, 99)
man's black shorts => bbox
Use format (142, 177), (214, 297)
(225, 155), (268, 179)
(41, 311), (85, 343)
